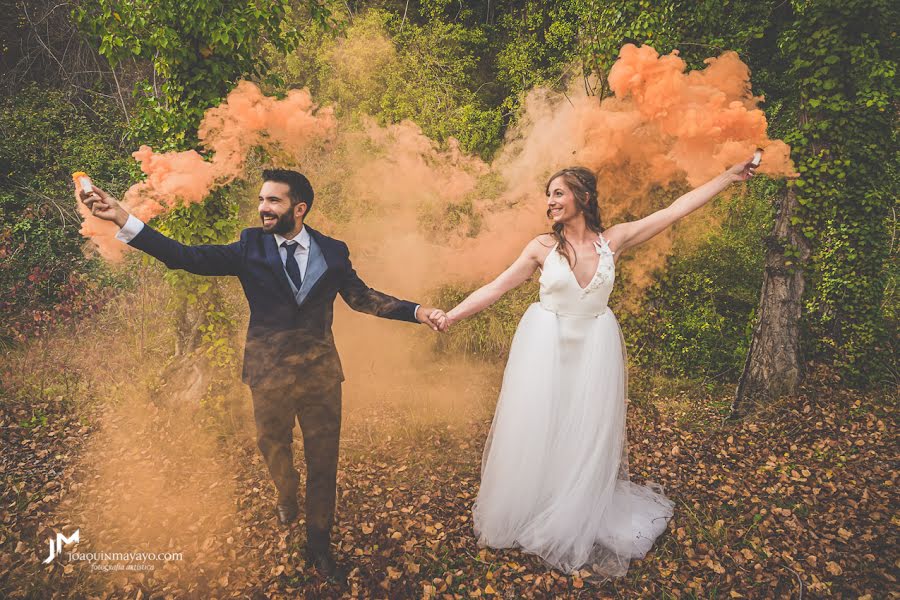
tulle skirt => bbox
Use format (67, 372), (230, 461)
(472, 303), (675, 577)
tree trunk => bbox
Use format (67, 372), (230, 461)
(728, 185), (810, 420)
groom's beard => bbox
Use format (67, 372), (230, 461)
(261, 210), (295, 234)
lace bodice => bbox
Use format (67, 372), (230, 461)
(538, 235), (615, 317)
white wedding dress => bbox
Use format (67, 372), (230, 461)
(472, 234), (675, 577)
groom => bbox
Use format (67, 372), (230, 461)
(80, 169), (443, 579)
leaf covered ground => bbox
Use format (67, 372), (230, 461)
(1, 368), (895, 599)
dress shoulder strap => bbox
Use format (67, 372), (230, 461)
(597, 232), (615, 254)
(538, 241), (560, 271)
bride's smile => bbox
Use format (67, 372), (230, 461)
(546, 179), (578, 223)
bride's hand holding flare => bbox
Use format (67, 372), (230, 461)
(603, 154), (762, 256)
(725, 154), (760, 183)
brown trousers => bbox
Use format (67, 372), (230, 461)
(251, 381), (341, 553)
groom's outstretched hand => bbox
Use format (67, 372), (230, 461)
(78, 184), (130, 227)
(416, 306), (446, 332)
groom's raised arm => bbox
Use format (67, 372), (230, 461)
(118, 215), (244, 277)
(337, 242), (420, 324)
(81, 185), (243, 277)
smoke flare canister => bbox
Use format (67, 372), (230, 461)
(72, 171), (93, 194)
(751, 149), (763, 167)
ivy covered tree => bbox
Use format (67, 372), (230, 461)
(785, 0), (896, 381)
(574, 0), (896, 412)
(731, 0), (896, 415)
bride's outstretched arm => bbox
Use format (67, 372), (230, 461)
(605, 157), (758, 254)
(440, 237), (548, 330)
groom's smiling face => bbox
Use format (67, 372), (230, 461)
(258, 181), (305, 235)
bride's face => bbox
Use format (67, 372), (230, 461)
(546, 176), (580, 224)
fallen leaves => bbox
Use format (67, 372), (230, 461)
(826, 561), (843, 576)
(1, 369), (894, 598)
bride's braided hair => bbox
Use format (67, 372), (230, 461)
(544, 166), (604, 268)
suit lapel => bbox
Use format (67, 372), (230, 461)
(263, 234), (297, 303)
(298, 226), (335, 308)
(297, 236), (326, 306)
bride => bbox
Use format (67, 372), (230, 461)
(432, 158), (758, 577)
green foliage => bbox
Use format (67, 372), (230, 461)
(0, 85), (131, 344)
(377, 13), (502, 158)
(271, 8), (504, 159)
(157, 188), (241, 246)
(622, 190), (774, 378)
(73, 0), (327, 147)
(492, 1), (581, 112)
(431, 278), (540, 359)
(778, 0), (897, 384)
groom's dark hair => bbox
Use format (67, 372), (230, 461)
(262, 168), (314, 214)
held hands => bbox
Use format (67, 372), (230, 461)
(432, 309), (454, 333)
(77, 184), (129, 227)
(416, 306), (443, 332)
(415, 306), (454, 333)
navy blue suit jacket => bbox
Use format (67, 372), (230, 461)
(126, 222), (420, 390)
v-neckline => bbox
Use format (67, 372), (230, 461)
(565, 240), (604, 290)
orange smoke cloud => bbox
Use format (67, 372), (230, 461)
(124, 146), (219, 222)
(501, 44), (795, 204)
(78, 43), (795, 281)
(450, 44), (797, 287)
(199, 80), (337, 165)
(77, 81), (336, 260)
(600, 44), (793, 185)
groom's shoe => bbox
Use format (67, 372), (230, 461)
(275, 498), (299, 526)
(306, 527), (346, 583)
(306, 547), (347, 584)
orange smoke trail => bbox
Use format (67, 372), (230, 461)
(76, 81), (336, 260)
(75, 182), (124, 261)
(502, 44), (795, 205)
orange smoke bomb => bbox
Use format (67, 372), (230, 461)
(72, 171), (93, 194)
(751, 149), (763, 167)
(72, 171), (124, 261)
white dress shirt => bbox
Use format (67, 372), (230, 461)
(274, 225), (311, 283)
(115, 215), (421, 317)
(114, 213), (146, 243)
